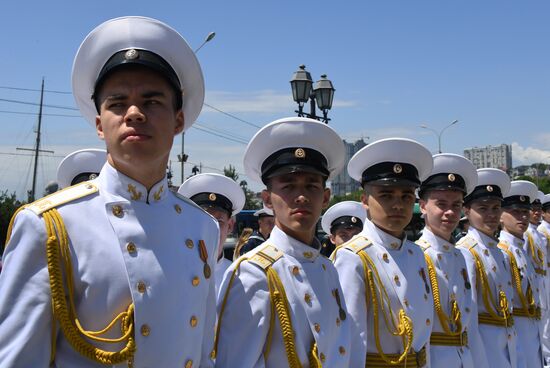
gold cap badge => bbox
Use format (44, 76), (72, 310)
(208, 193), (217, 201)
(487, 185), (494, 192)
(393, 164), (402, 174)
(294, 148), (306, 158)
(448, 173), (456, 182)
(124, 49), (139, 60)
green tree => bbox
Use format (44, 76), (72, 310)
(515, 176), (550, 194)
(326, 189), (363, 213)
(223, 165), (260, 210)
(1, 191), (25, 254)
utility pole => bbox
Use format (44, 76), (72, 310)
(16, 78), (54, 202)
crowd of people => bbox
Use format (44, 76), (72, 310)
(0, 15), (548, 368)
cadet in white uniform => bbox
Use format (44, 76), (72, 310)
(332, 138), (435, 367)
(56, 148), (107, 189)
(238, 206), (275, 256)
(178, 173), (245, 294)
(416, 153), (489, 368)
(538, 193), (550, 367)
(214, 117), (351, 368)
(320, 201), (366, 257)
(458, 168), (518, 368)
(0, 16), (219, 368)
(499, 180), (544, 368)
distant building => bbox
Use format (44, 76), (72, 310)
(464, 144), (512, 173)
(331, 139), (367, 196)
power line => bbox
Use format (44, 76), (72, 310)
(203, 102), (261, 129)
(0, 98), (79, 111)
(194, 122), (251, 142)
(191, 125), (247, 145)
(0, 151), (65, 158)
(0, 85), (72, 95)
(0, 109), (81, 118)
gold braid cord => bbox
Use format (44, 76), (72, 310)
(468, 248), (513, 327)
(358, 250), (414, 365)
(44, 208), (136, 365)
(423, 254), (463, 335)
(232, 227), (253, 261)
(213, 255), (321, 367)
(526, 233), (546, 275)
(498, 244), (539, 319)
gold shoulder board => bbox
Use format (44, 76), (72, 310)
(27, 182), (98, 215)
(456, 236), (477, 250)
(248, 244), (284, 270)
(344, 236), (373, 254)
(416, 238), (431, 251)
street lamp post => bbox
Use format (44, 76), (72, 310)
(178, 32), (216, 184)
(420, 119), (459, 153)
(290, 65), (335, 124)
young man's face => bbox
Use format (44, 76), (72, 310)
(419, 190), (463, 241)
(95, 66), (184, 172)
(262, 172), (330, 244)
(543, 208), (550, 223)
(329, 226), (361, 246)
(464, 198), (502, 236)
(500, 207), (530, 238)
(204, 207), (235, 259)
(258, 216), (275, 237)
(529, 204), (543, 225)
(362, 184), (416, 238)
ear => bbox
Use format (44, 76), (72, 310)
(360, 192), (369, 209)
(463, 207), (470, 217)
(419, 199), (428, 215)
(322, 188), (331, 210)
(261, 190), (273, 209)
(228, 217), (236, 233)
(329, 234), (337, 245)
(96, 116), (105, 140)
(174, 110), (184, 135)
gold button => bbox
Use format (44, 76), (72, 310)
(292, 266), (300, 276)
(426, 318), (431, 326)
(443, 245), (449, 251)
(126, 242), (137, 254)
(391, 242), (399, 249)
(140, 324), (150, 336)
(303, 251), (313, 259)
(339, 346), (346, 355)
(336, 318), (341, 326)
(192, 276), (200, 287)
(174, 204), (182, 214)
(320, 353), (326, 363)
(190, 316), (198, 328)
(304, 293), (312, 304)
(382, 253), (389, 262)
(394, 275), (400, 284)
(112, 205), (123, 218)
(186, 239), (194, 249)
(185, 359), (193, 368)
(314, 323), (321, 333)
(137, 281), (146, 294)
(322, 264), (326, 271)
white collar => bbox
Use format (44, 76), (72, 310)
(360, 217), (406, 251)
(421, 228), (454, 252)
(98, 162), (169, 204)
(468, 227), (499, 248)
(499, 230), (524, 249)
(267, 226), (321, 262)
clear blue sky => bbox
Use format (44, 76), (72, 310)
(1, 0), (549, 199)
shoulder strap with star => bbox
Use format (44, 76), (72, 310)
(330, 235), (372, 261)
